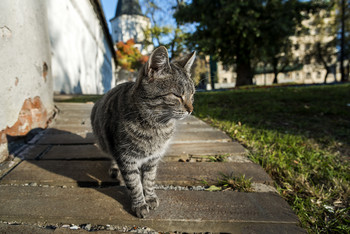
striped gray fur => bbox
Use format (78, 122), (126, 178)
(91, 47), (196, 218)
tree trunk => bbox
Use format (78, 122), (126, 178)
(209, 56), (217, 90)
(273, 72), (278, 84)
(323, 69), (329, 84)
(272, 58), (279, 84)
(236, 63), (253, 86)
(340, 0), (346, 82)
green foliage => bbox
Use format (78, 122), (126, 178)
(194, 84), (350, 233)
(202, 173), (253, 192)
(206, 154), (228, 162)
(175, 0), (326, 86)
(217, 173), (253, 192)
(143, 25), (188, 59)
(142, 0), (189, 59)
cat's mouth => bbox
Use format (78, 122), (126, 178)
(176, 112), (191, 120)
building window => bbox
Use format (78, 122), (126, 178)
(304, 55), (311, 64)
(305, 43), (311, 51)
(296, 72), (300, 80)
(317, 71), (321, 79)
(306, 72), (312, 80)
(223, 78), (228, 83)
(315, 28), (320, 34)
(223, 65), (229, 71)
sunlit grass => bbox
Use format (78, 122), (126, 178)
(194, 84), (350, 233)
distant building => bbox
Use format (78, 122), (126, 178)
(212, 9), (343, 89)
(255, 9), (340, 86)
(110, 0), (152, 55)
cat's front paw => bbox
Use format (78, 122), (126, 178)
(132, 203), (149, 218)
(146, 196), (159, 210)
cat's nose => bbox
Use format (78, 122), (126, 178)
(184, 102), (193, 114)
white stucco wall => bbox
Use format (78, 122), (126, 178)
(0, 0), (54, 132)
(0, 0), (54, 162)
(47, 0), (115, 94)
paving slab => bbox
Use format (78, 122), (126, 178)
(53, 117), (92, 127)
(56, 103), (94, 109)
(35, 132), (95, 145)
(172, 130), (231, 143)
(35, 129), (231, 145)
(0, 160), (116, 187)
(46, 125), (92, 134)
(157, 161), (273, 185)
(166, 141), (247, 157)
(41, 145), (109, 160)
(18, 144), (51, 160)
(37, 143), (246, 161)
(0, 160), (272, 186)
(0, 186), (304, 233)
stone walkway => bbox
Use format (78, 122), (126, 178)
(0, 103), (305, 233)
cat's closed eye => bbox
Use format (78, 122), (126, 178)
(171, 93), (183, 102)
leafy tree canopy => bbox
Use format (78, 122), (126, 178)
(175, 0), (326, 86)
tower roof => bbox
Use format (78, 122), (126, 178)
(114, 0), (143, 18)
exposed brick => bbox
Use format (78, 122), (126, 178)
(0, 96), (49, 144)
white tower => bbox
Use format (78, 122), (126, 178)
(110, 0), (152, 54)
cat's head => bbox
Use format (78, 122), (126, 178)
(135, 46), (196, 123)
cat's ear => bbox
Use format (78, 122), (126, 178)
(146, 46), (170, 75)
(178, 51), (196, 73)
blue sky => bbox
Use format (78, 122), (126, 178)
(100, 0), (178, 34)
(100, 0), (118, 32)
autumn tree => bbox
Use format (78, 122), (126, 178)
(115, 39), (148, 72)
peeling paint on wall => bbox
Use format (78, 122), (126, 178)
(42, 62), (48, 82)
(0, 96), (50, 144)
(0, 26), (12, 40)
(14, 77), (19, 86)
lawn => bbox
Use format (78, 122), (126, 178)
(193, 84), (350, 233)
(57, 83), (350, 233)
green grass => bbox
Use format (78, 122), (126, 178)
(201, 173), (253, 192)
(194, 84), (350, 233)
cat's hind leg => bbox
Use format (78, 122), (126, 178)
(141, 159), (159, 210)
(109, 159), (125, 185)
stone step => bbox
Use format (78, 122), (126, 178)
(166, 141), (247, 158)
(0, 186), (305, 233)
(0, 160), (273, 187)
(47, 125), (92, 134)
(49, 122), (217, 135)
(34, 131), (95, 145)
(35, 128), (232, 145)
(172, 130), (231, 143)
(20, 143), (247, 162)
(56, 103), (94, 109)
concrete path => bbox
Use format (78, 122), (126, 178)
(0, 102), (305, 233)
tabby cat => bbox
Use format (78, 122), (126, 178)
(90, 46), (196, 218)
